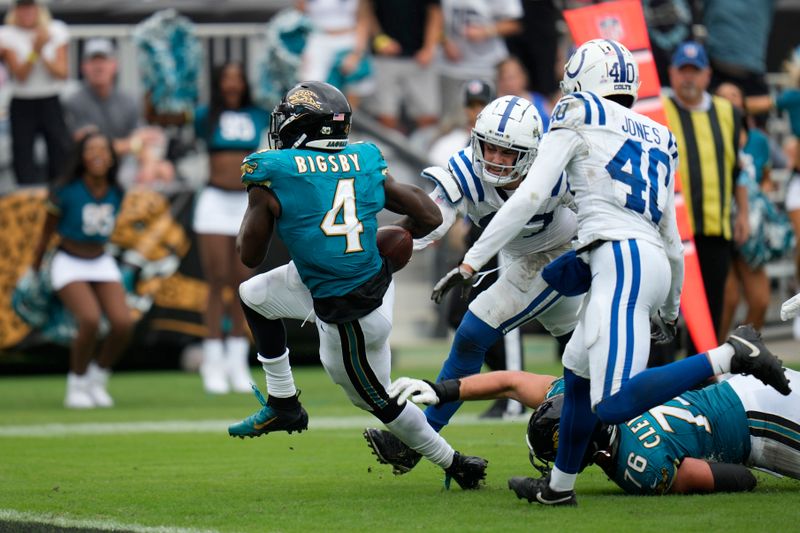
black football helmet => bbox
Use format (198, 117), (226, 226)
(526, 394), (615, 475)
(268, 81), (352, 151)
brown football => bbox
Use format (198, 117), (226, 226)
(377, 225), (413, 272)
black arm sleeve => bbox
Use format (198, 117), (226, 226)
(709, 463), (757, 492)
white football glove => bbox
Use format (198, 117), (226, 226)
(387, 377), (440, 406)
(781, 292), (800, 321)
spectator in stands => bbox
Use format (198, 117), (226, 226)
(0, 0), (70, 186)
(495, 56), (552, 131)
(31, 132), (132, 409)
(430, 78), (493, 167)
(63, 38), (174, 188)
(193, 62), (268, 395)
(715, 88), (771, 335)
(438, 0), (522, 123)
(504, 0), (560, 98)
(642, 0), (693, 87)
(663, 41), (748, 348)
(296, 0), (373, 109)
(702, 0), (776, 97)
(366, 0), (442, 136)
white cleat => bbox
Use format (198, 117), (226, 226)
(64, 373), (96, 409)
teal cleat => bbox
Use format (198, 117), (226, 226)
(228, 384), (308, 438)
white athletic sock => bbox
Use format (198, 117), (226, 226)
(707, 344), (735, 374)
(549, 466), (577, 492)
(257, 349), (297, 398)
(384, 402), (454, 469)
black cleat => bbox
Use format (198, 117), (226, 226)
(363, 428), (422, 475)
(508, 476), (577, 506)
(728, 325), (792, 395)
(444, 452), (488, 490)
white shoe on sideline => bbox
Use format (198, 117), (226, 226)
(201, 343), (230, 394)
(227, 345), (253, 393)
(65, 373), (95, 409)
(87, 362), (114, 407)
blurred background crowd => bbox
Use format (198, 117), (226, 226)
(1, 0), (800, 410)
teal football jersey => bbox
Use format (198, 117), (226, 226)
(610, 381), (751, 494)
(241, 142), (387, 298)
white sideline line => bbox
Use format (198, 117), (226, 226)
(0, 509), (214, 533)
(0, 414), (527, 438)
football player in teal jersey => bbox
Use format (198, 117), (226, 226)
(384, 325), (800, 495)
(227, 81), (488, 489)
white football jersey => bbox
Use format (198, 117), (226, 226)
(465, 91), (681, 267)
(462, 91), (684, 319)
(548, 91), (679, 247)
(415, 146), (577, 258)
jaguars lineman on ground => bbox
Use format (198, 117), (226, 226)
(227, 81), (488, 489)
(383, 325), (799, 495)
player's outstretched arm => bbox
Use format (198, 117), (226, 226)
(237, 186), (280, 268)
(671, 458), (756, 494)
(389, 371), (556, 409)
(384, 173), (443, 238)
(459, 371), (557, 408)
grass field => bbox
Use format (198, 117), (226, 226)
(1, 337), (799, 533)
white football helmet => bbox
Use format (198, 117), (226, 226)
(471, 95), (543, 187)
(560, 39), (640, 106)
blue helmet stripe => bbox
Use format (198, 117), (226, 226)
(497, 96), (520, 133)
(606, 39), (628, 83)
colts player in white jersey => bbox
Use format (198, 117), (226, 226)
(421, 96), (580, 427)
(430, 39), (791, 505)
(365, 95), (584, 473)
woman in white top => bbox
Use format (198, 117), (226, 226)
(1, 0), (70, 185)
(296, 0), (373, 109)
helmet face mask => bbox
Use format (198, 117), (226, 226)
(269, 81), (352, 151)
(470, 95), (543, 187)
(526, 393), (612, 475)
(560, 39), (640, 107)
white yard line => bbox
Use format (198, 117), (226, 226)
(0, 413), (526, 437)
(0, 509), (215, 533)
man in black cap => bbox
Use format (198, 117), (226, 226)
(429, 79), (495, 166)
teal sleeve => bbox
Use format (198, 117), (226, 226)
(240, 151), (276, 185)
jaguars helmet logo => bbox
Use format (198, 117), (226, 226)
(287, 89), (322, 110)
(241, 161), (258, 175)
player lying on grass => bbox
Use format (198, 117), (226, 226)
(368, 325), (799, 496)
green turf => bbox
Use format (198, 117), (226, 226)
(0, 337), (798, 532)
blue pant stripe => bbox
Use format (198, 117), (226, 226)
(500, 287), (559, 334)
(603, 241), (625, 399)
(621, 240), (641, 382)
